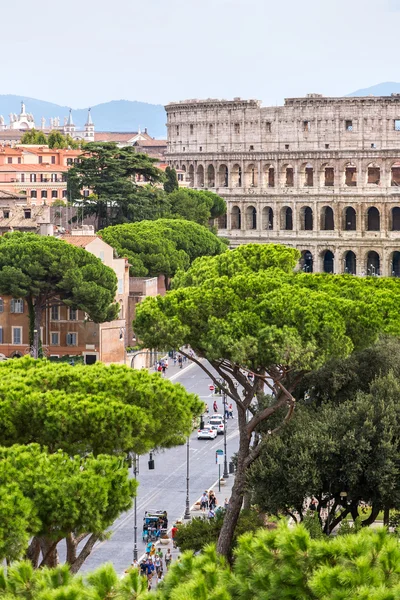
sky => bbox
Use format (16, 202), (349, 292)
(2, 0), (400, 108)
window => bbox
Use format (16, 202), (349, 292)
(182, 147), (185, 151)
(221, 146), (225, 152)
(67, 158), (73, 166)
(118, 278), (124, 294)
(51, 305), (59, 320)
(62, 174), (67, 182)
(66, 332), (77, 346)
(249, 145), (254, 151)
(51, 174), (58, 182)
(52, 190), (57, 198)
(266, 122), (272, 133)
(325, 144), (330, 149)
(31, 190), (37, 199)
(18, 157), (21, 164)
(21, 174), (25, 182)
(51, 332), (59, 345)
(0, 298), (3, 313)
(24, 209), (31, 219)
(99, 251), (104, 261)
(69, 308), (77, 321)
(190, 124), (193, 135)
(199, 146), (202, 152)
(10, 299), (23, 313)
(303, 120), (310, 132)
(7, 157), (12, 164)
(62, 189), (67, 198)
(3, 210), (9, 219)
(38, 156), (43, 164)
(12, 327), (22, 345)
(234, 123), (240, 134)
(0, 327), (3, 343)
(395, 120), (400, 131)
(41, 190), (47, 199)
(30, 174), (36, 182)
(83, 189), (90, 197)
(285, 144), (289, 150)
(209, 124), (213, 135)
(176, 125), (179, 136)
(51, 156), (56, 164)
(345, 120), (353, 131)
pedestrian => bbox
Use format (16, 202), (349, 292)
(213, 400), (218, 413)
(173, 355), (177, 366)
(145, 541), (152, 556)
(157, 363), (162, 373)
(228, 403), (234, 419)
(154, 554), (162, 576)
(309, 497), (318, 511)
(209, 491), (217, 510)
(171, 523), (178, 548)
(208, 508), (215, 519)
(224, 498), (229, 509)
(150, 543), (156, 558)
(161, 363), (167, 376)
(200, 491), (208, 513)
(165, 548), (172, 570)
(178, 355), (183, 369)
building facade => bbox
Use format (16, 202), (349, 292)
(165, 94), (400, 276)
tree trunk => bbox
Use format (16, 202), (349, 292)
(27, 297), (35, 352)
(361, 503), (381, 527)
(68, 533), (99, 574)
(384, 505), (390, 527)
(39, 536), (59, 568)
(242, 491), (251, 511)
(217, 409), (249, 557)
(33, 302), (43, 359)
(25, 536), (41, 568)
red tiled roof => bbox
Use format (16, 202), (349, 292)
(134, 139), (167, 147)
(61, 235), (98, 248)
(94, 132), (139, 142)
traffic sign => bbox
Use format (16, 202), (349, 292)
(209, 384), (215, 392)
(216, 449), (224, 464)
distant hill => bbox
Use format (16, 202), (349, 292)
(0, 95), (167, 138)
(347, 82), (400, 97)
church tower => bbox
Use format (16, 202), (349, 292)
(84, 108), (95, 142)
(64, 109), (76, 137)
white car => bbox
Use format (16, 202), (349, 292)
(207, 418), (225, 434)
(197, 427), (217, 440)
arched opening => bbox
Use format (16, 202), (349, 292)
(367, 164), (380, 185)
(321, 206), (334, 230)
(302, 163), (314, 187)
(245, 164), (258, 187)
(280, 206), (293, 230)
(367, 207), (380, 231)
(207, 165), (215, 187)
(218, 214), (227, 229)
(218, 164), (228, 187)
(392, 207), (400, 231)
(344, 207), (356, 230)
(188, 164), (194, 187)
(300, 250), (313, 273)
(391, 162), (400, 187)
(285, 166), (294, 187)
(263, 164), (275, 187)
(300, 206), (313, 231)
(344, 251), (356, 274)
(345, 163), (357, 186)
(181, 165), (186, 172)
(391, 251), (400, 277)
(322, 250), (334, 274)
(246, 206), (257, 230)
(322, 164), (334, 187)
(262, 206), (273, 230)
(366, 251), (380, 276)
(197, 165), (204, 187)
(231, 164), (242, 188)
(231, 206), (241, 229)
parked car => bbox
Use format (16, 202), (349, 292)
(197, 427), (217, 440)
(207, 418), (225, 434)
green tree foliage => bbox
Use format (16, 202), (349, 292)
(163, 166), (179, 193)
(0, 233), (118, 356)
(47, 131), (80, 149)
(20, 129), (47, 145)
(67, 142), (164, 228)
(134, 243), (400, 557)
(0, 483), (38, 564)
(0, 444), (135, 572)
(100, 218), (228, 288)
(167, 188), (226, 226)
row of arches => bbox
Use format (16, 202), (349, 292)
(181, 162), (400, 189)
(230, 205), (400, 232)
(299, 250), (400, 276)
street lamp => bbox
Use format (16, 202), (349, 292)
(222, 388), (229, 479)
(184, 437), (191, 519)
(132, 453), (139, 561)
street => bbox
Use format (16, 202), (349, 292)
(79, 361), (239, 574)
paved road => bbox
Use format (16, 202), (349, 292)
(78, 361), (239, 574)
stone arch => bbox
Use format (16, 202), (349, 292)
(263, 164), (275, 187)
(281, 164), (294, 187)
(366, 250), (380, 276)
(231, 164), (242, 188)
(231, 206), (241, 230)
(344, 162), (357, 187)
(391, 161), (400, 187)
(300, 206), (313, 231)
(197, 164), (204, 187)
(321, 206), (334, 230)
(181, 164), (186, 172)
(262, 206), (273, 230)
(207, 164), (215, 187)
(188, 164), (194, 187)
(218, 214), (228, 229)
(280, 206), (293, 230)
(367, 162), (380, 185)
(391, 207), (400, 231)
(344, 206), (357, 231)
(344, 250), (357, 274)
(300, 250), (313, 273)
(245, 205), (257, 230)
(300, 162), (314, 187)
(218, 164), (228, 187)
(320, 163), (335, 187)
(322, 250), (335, 273)
(367, 207), (380, 231)
(245, 164), (258, 187)
(391, 251), (400, 277)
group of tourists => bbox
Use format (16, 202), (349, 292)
(130, 547), (173, 591)
(199, 490), (230, 518)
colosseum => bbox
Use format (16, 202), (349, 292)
(165, 94), (400, 276)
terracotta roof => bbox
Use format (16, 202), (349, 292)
(61, 235), (98, 247)
(134, 139), (167, 147)
(0, 190), (25, 200)
(0, 131), (24, 139)
(0, 165), (68, 172)
(94, 132), (139, 143)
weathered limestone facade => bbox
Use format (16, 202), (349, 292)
(165, 94), (400, 276)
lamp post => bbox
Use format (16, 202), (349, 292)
(132, 453), (139, 561)
(223, 388), (229, 479)
(184, 437), (191, 519)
